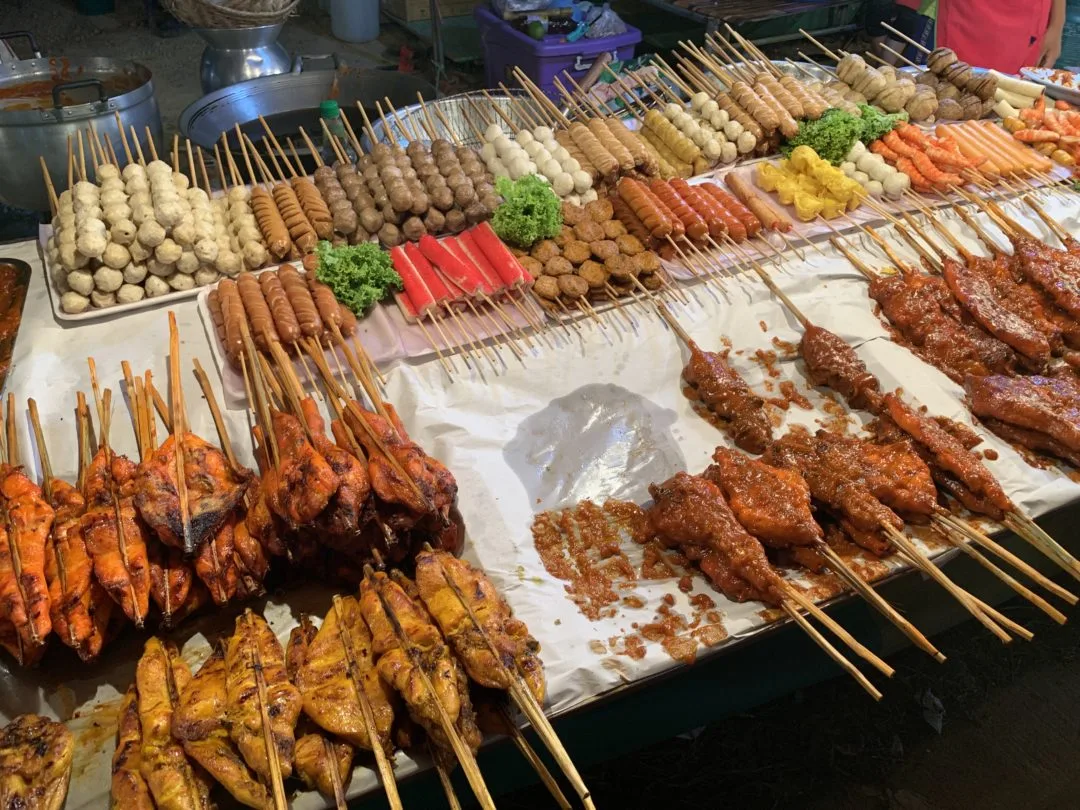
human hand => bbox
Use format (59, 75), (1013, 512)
(1039, 26), (1064, 67)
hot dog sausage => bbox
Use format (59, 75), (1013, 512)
(291, 177), (333, 240)
(272, 183), (318, 253)
(250, 186), (290, 258)
(723, 173), (791, 233)
(610, 194), (654, 248)
(218, 278), (247, 361)
(699, 182), (758, 240)
(669, 178), (735, 241)
(636, 182), (685, 241)
(339, 302), (358, 336)
(716, 93), (764, 141)
(259, 271), (302, 344)
(207, 288), (237, 366)
(617, 177), (672, 240)
(237, 272), (280, 351)
(650, 179), (708, 242)
(278, 262), (324, 336)
(588, 118), (634, 172)
(752, 80), (799, 140)
(307, 273), (343, 329)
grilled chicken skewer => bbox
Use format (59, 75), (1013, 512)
(360, 565), (493, 809)
(172, 646), (271, 810)
(224, 610), (300, 792)
(135, 637), (212, 810)
(81, 372), (151, 628)
(0, 398), (54, 658)
(33, 396), (114, 661)
(0, 714), (73, 810)
(286, 615), (352, 809)
(415, 548), (601, 809)
(111, 686), (154, 810)
(295, 596), (400, 807)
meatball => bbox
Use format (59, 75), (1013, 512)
(519, 256), (543, 277)
(616, 234), (646, 256)
(562, 240), (592, 265)
(561, 201), (587, 225)
(584, 199), (614, 222)
(633, 251), (661, 273)
(557, 274), (589, 298)
(605, 254), (636, 281)
(530, 239), (561, 263)
(431, 187), (455, 211)
(378, 223), (402, 247)
(640, 272), (664, 290)
(423, 207), (446, 234)
(590, 240), (618, 261)
(401, 216), (426, 241)
(574, 221), (604, 242)
(602, 219), (627, 239)
(577, 260), (609, 290)
(543, 256), (574, 277)
(444, 209), (467, 234)
(359, 207), (384, 234)
(533, 275), (561, 300)
(554, 225), (575, 247)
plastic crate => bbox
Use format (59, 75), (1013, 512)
(475, 5), (641, 100)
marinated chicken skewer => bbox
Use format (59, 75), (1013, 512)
(656, 307), (773, 454)
(359, 564), (493, 808)
(704, 447), (945, 660)
(111, 686), (154, 810)
(0, 398), (54, 656)
(0, 714), (73, 810)
(32, 396), (114, 661)
(82, 363), (150, 627)
(224, 609), (298, 808)
(294, 596), (399, 807)
(285, 615), (352, 809)
(747, 257), (1077, 613)
(172, 645), (271, 810)
(415, 547), (598, 809)
(830, 237), (1080, 582)
(134, 313), (250, 557)
(191, 360), (266, 604)
(647, 472), (892, 699)
(135, 637), (212, 810)
(125, 380), (196, 629)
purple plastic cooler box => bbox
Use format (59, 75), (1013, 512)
(475, 5), (641, 100)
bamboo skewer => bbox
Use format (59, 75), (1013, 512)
(330, 595), (403, 810)
(242, 612), (289, 810)
(367, 567), (497, 810)
(426, 548), (597, 808)
(166, 312), (194, 556)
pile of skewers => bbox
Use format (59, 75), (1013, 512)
(43, 121), (257, 313)
(112, 552), (595, 810)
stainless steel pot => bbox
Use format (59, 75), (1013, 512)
(194, 23), (291, 94)
(179, 56), (434, 171)
(0, 31), (162, 212)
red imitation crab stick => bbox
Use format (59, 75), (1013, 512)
(418, 233), (484, 296)
(405, 241), (455, 305)
(390, 244), (437, 317)
(471, 221), (533, 287)
(456, 230), (508, 295)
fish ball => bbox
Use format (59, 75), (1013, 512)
(67, 269), (95, 296)
(123, 262), (148, 284)
(90, 290), (116, 308)
(144, 276), (170, 297)
(572, 170), (593, 194)
(60, 291), (90, 314)
(93, 266), (124, 293)
(116, 284), (146, 304)
(166, 272), (195, 291)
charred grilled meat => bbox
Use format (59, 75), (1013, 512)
(0, 714), (73, 810)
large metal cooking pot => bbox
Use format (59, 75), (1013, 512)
(0, 31), (162, 212)
(179, 56), (434, 170)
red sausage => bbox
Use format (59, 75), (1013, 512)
(650, 179), (708, 242)
(700, 182), (758, 239)
(669, 178), (737, 242)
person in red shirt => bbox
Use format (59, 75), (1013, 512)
(937, 0), (1065, 72)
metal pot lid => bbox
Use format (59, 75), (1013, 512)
(0, 55), (154, 123)
(179, 59), (435, 149)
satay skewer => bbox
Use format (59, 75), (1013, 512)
(166, 312), (195, 556)
(330, 595), (403, 810)
(365, 565), (497, 810)
(242, 611), (289, 810)
(422, 547), (599, 806)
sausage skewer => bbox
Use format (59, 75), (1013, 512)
(234, 125), (291, 259)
